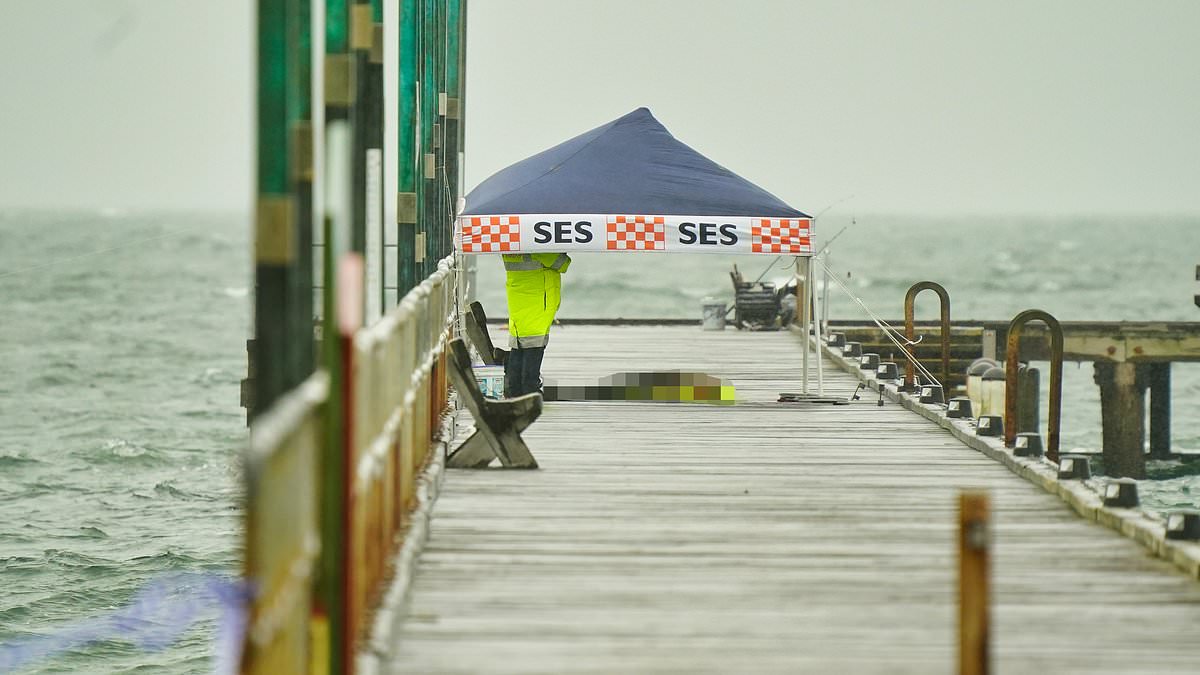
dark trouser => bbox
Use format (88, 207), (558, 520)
(504, 346), (546, 398)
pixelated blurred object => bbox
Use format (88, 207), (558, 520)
(544, 371), (735, 404)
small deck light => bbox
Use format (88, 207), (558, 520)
(1103, 479), (1139, 508)
(1166, 510), (1200, 540)
(1057, 454), (1091, 480)
(919, 384), (944, 405)
(947, 397), (973, 419)
(876, 362), (899, 381)
(842, 342), (862, 358)
(827, 333), (846, 348)
(976, 415), (1003, 437)
(1013, 432), (1044, 457)
(860, 353), (880, 370)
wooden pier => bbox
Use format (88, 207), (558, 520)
(372, 326), (1200, 673)
(239, 5), (1200, 672)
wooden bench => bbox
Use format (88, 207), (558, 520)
(462, 301), (507, 366)
(445, 337), (541, 469)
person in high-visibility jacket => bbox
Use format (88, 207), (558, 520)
(502, 252), (571, 397)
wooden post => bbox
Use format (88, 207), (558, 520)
(1148, 362), (1171, 459)
(959, 490), (990, 675)
(1094, 361), (1147, 479)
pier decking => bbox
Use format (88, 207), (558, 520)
(384, 326), (1200, 673)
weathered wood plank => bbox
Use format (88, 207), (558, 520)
(383, 326), (1200, 674)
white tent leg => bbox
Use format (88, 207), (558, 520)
(811, 257), (824, 396)
(799, 257), (809, 395)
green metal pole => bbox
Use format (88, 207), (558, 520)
(397, 0), (419, 295)
(420, 0), (437, 276)
(288, 0), (316, 389)
(444, 0), (462, 225)
(253, 0), (294, 421)
(318, 2), (351, 672)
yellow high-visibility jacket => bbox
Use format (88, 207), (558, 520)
(502, 253), (571, 348)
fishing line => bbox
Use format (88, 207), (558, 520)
(0, 229), (192, 280)
(816, 256), (942, 389)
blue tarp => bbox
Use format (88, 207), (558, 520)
(461, 107), (809, 219)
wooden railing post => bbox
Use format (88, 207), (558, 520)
(959, 490), (991, 675)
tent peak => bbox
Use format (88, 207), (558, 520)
(461, 106), (809, 222)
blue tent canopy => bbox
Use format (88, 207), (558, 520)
(457, 108), (812, 256)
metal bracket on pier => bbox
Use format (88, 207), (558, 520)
(463, 301), (508, 365)
(445, 338), (541, 469)
(903, 281), (951, 393)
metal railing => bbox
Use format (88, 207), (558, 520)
(904, 281), (951, 392)
(1004, 309), (1064, 461)
(345, 257), (455, 650)
(242, 255), (457, 675)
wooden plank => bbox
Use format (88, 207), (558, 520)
(382, 326), (1200, 673)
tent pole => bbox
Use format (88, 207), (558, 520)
(811, 256), (823, 396)
(799, 257), (809, 395)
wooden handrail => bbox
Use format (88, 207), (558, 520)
(242, 373), (327, 675)
(242, 255), (457, 675)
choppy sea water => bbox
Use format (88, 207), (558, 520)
(0, 212), (1197, 672)
(0, 211), (248, 673)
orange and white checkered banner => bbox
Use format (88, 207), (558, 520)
(455, 214), (811, 256)
(458, 216), (522, 253)
(606, 216), (666, 251)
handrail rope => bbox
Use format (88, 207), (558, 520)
(815, 257), (942, 389)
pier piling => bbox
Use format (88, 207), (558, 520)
(1147, 362), (1171, 459)
(1094, 361), (1147, 479)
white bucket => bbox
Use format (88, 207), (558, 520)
(701, 298), (726, 331)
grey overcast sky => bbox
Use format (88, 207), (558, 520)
(2, 1), (1198, 214)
